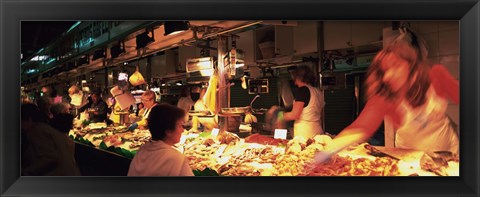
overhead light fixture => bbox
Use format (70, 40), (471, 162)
(92, 48), (106, 61)
(136, 30), (155, 49)
(78, 55), (89, 66)
(25, 69), (39, 74)
(164, 21), (190, 36)
(186, 57), (214, 73)
(110, 41), (126, 58)
(175, 80), (183, 86)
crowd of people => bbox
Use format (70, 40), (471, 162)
(21, 99), (80, 176)
(20, 25), (459, 176)
(20, 86), (197, 176)
(20, 88), (115, 176)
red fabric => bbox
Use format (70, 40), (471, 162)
(430, 64), (459, 104)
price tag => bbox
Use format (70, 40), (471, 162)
(211, 128), (220, 137)
(179, 135), (187, 145)
(274, 129), (287, 139)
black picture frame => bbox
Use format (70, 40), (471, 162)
(2, 0), (479, 196)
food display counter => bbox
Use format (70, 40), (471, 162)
(70, 123), (151, 159)
(22, 20), (462, 180)
(69, 123), (459, 176)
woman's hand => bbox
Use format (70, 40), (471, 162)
(313, 150), (335, 164)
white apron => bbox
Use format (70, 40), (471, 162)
(294, 85), (325, 139)
(142, 103), (157, 121)
(394, 87), (459, 154)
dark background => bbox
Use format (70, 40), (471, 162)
(2, 0), (479, 197)
(21, 21), (76, 61)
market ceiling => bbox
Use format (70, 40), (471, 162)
(21, 21), (77, 62)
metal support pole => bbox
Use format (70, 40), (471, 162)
(217, 35), (229, 109)
(104, 67), (108, 89)
(317, 21), (326, 132)
(146, 56), (152, 86)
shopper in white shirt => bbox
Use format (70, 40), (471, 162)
(128, 104), (193, 176)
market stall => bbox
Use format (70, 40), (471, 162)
(22, 21), (460, 178)
(69, 123), (459, 176)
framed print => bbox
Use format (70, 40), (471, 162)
(2, 0), (479, 196)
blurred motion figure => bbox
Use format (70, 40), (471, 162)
(326, 26), (459, 157)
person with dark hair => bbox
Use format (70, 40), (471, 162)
(315, 26), (459, 162)
(128, 104), (193, 176)
(268, 65), (325, 139)
(86, 90), (108, 123)
(50, 113), (75, 134)
(136, 102), (145, 117)
(78, 95), (93, 113)
(21, 104), (81, 176)
(36, 95), (54, 123)
(50, 102), (71, 117)
(21, 104), (44, 161)
(177, 87), (195, 122)
(21, 103), (44, 126)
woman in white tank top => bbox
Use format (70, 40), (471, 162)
(327, 26), (459, 155)
(277, 65), (325, 140)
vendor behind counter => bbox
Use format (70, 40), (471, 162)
(87, 91), (109, 123)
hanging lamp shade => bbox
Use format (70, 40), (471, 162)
(110, 42), (125, 59)
(164, 21), (190, 36)
(136, 31), (155, 49)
